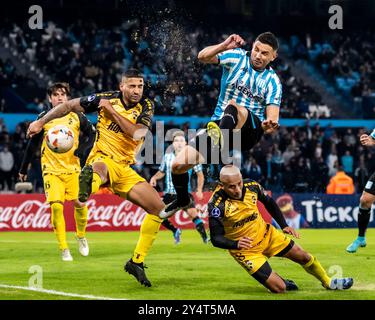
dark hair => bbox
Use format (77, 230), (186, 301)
(255, 32), (279, 51)
(172, 130), (186, 141)
(47, 82), (71, 97)
(122, 68), (144, 79)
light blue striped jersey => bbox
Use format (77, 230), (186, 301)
(371, 129), (375, 140)
(212, 48), (282, 121)
(159, 152), (203, 194)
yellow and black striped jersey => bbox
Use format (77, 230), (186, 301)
(208, 180), (269, 243)
(20, 111), (95, 175)
(80, 91), (154, 164)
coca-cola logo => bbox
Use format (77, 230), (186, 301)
(0, 200), (51, 229)
(86, 199), (147, 227)
(0, 195), (210, 231)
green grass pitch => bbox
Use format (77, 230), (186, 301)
(0, 229), (374, 300)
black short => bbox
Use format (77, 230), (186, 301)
(189, 109), (263, 164)
(163, 193), (195, 209)
(364, 172), (375, 195)
(252, 261), (272, 284)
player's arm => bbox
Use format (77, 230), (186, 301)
(256, 183), (300, 238)
(261, 105), (280, 134)
(150, 171), (165, 187)
(360, 130), (375, 147)
(198, 34), (245, 64)
(194, 165), (204, 200)
(19, 132), (44, 181)
(27, 98), (85, 137)
(262, 75), (282, 134)
(75, 112), (96, 166)
(209, 215), (253, 249)
(209, 216), (239, 249)
(19, 114), (46, 181)
(150, 154), (167, 187)
(101, 98), (154, 140)
(208, 200), (242, 249)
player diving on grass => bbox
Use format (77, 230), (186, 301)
(19, 82), (96, 261)
(347, 129), (375, 253)
(27, 69), (165, 287)
(150, 131), (209, 244)
(162, 32), (282, 219)
(208, 165), (353, 293)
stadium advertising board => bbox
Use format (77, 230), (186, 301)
(0, 193), (373, 231)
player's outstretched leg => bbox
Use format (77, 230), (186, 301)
(161, 219), (182, 244)
(125, 182), (165, 287)
(50, 202), (72, 261)
(207, 102), (248, 148)
(283, 243), (353, 290)
(74, 200), (89, 256)
(161, 146), (203, 219)
(79, 162), (108, 202)
(187, 207), (209, 244)
(78, 165), (93, 202)
(249, 262), (298, 293)
(346, 191), (374, 253)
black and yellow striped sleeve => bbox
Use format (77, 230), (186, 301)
(136, 98), (154, 129)
(79, 91), (119, 113)
(208, 191), (238, 250)
(19, 111), (46, 175)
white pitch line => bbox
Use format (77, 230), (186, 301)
(0, 284), (127, 300)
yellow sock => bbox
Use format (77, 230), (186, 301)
(132, 214), (163, 264)
(91, 172), (103, 194)
(50, 202), (68, 250)
(303, 255), (331, 287)
(74, 205), (88, 238)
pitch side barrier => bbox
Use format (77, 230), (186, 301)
(0, 193), (373, 231)
(1, 114), (374, 133)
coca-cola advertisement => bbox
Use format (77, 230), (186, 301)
(0, 193), (272, 232)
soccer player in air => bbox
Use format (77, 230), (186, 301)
(150, 131), (209, 244)
(346, 129), (375, 253)
(208, 165), (353, 293)
(19, 82), (96, 261)
(27, 69), (165, 287)
(162, 32), (282, 218)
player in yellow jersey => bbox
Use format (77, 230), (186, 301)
(208, 165), (354, 293)
(27, 69), (165, 287)
(19, 82), (96, 261)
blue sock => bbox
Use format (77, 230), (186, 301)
(192, 218), (203, 226)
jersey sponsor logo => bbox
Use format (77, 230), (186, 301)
(231, 80), (265, 104)
(88, 94), (96, 102)
(211, 207), (221, 218)
(232, 213), (258, 228)
(107, 121), (123, 133)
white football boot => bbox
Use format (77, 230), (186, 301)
(76, 236), (89, 256)
(61, 248), (73, 261)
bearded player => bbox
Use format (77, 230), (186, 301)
(19, 82), (96, 261)
(208, 165), (353, 293)
(27, 69), (165, 287)
(163, 32), (282, 218)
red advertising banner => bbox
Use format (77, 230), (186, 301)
(0, 193), (271, 232)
